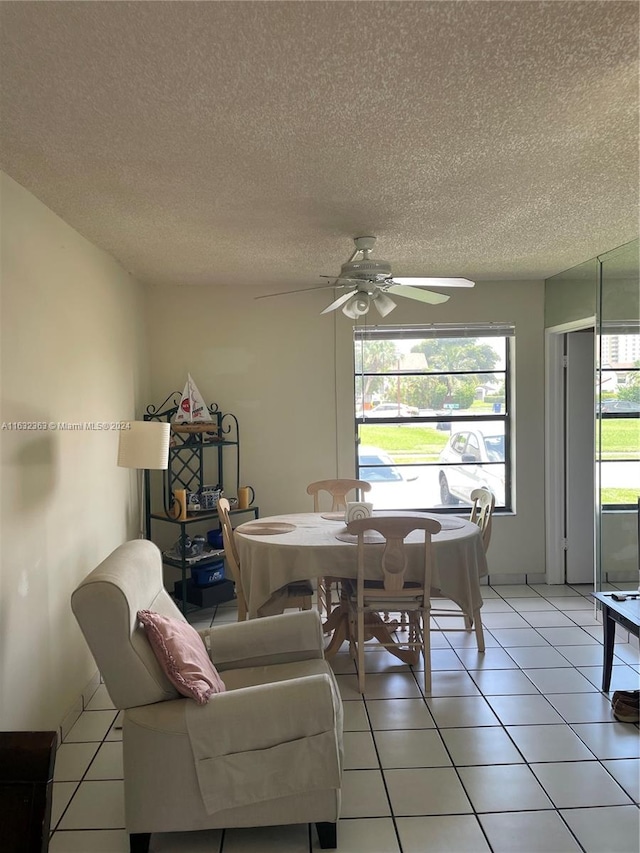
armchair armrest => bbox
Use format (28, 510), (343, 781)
(186, 672), (342, 813)
(199, 610), (325, 671)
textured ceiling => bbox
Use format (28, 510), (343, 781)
(1, 1), (638, 291)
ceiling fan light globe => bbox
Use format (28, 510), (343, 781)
(342, 293), (371, 318)
(372, 291), (396, 317)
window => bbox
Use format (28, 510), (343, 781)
(598, 329), (640, 510)
(354, 324), (513, 511)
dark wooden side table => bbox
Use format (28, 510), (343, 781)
(0, 731), (57, 853)
(592, 591), (640, 692)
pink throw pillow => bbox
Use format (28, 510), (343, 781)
(137, 610), (226, 705)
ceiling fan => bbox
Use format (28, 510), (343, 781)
(255, 236), (474, 318)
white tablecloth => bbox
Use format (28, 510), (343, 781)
(235, 512), (488, 618)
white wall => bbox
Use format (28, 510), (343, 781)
(0, 173), (149, 730)
(146, 277), (546, 580)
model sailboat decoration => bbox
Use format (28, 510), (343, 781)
(171, 374), (218, 435)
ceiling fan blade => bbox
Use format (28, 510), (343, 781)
(319, 275), (368, 286)
(391, 277), (474, 288)
(255, 283), (336, 301)
(387, 284), (450, 305)
(321, 290), (356, 314)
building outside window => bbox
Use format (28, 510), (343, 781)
(354, 324), (514, 511)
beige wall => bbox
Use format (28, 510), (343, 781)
(0, 173), (149, 729)
(146, 277), (546, 580)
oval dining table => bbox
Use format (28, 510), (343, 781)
(234, 511), (488, 659)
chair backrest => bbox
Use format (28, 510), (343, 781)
(470, 487), (495, 552)
(307, 478), (372, 512)
(217, 497), (248, 619)
(346, 515), (441, 601)
(71, 540), (183, 710)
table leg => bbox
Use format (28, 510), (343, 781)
(324, 611), (349, 659)
(601, 608), (616, 692)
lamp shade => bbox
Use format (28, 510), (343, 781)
(117, 421), (170, 470)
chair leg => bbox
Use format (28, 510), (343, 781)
(315, 821), (337, 849)
(463, 614), (472, 632)
(422, 611), (432, 695)
(130, 833), (151, 853)
(357, 610), (366, 693)
(473, 607), (485, 652)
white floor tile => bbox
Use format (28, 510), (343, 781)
(491, 628), (550, 647)
(555, 645), (609, 666)
(546, 691), (619, 723)
(84, 684), (116, 711)
(570, 722), (640, 759)
(427, 648), (466, 671)
(340, 770), (391, 818)
(505, 646), (574, 669)
(457, 764), (553, 812)
(366, 698), (435, 730)
(352, 671), (422, 699)
(444, 628), (500, 648)
(51, 782), (79, 830)
(560, 805), (640, 853)
(492, 585), (544, 598)
(64, 711), (118, 743)
(454, 646), (520, 670)
(522, 611), (577, 628)
(85, 742), (124, 780)
(49, 830), (129, 852)
(577, 665), (640, 692)
(567, 610), (601, 627)
(537, 627), (599, 646)
(505, 724), (595, 762)
(326, 818), (399, 853)
(479, 810), (582, 853)
(58, 780), (125, 830)
(479, 612), (532, 629)
(503, 597), (559, 612)
(469, 668), (541, 696)
(343, 731), (379, 770)
(425, 670), (482, 696)
(614, 643), (640, 665)
(342, 700), (370, 732)
(53, 743), (99, 781)
(485, 694), (565, 726)
(396, 815), (490, 852)
(374, 729), (451, 768)
(222, 824), (308, 852)
(601, 758), (640, 802)
(522, 667), (597, 694)
(546, 596), (595, 610)
(426, 696), (501, 728)
(531, 761), (633, 808)
(384, 767), (473, 816)
(530, 585), (581, 598)
(440, 726), (524, 766)
(480, 598), (519, 612)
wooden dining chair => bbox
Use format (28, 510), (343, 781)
(306, 479), (372, 620)
(344, 515), (441, 694)
(430, 487), (495, 652)
(470, 486), (495, 552)
(217, 498), (313, 620)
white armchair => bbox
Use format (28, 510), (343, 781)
(71, 540), (343, 852)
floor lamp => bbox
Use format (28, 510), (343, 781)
(117, 421), (170, 538)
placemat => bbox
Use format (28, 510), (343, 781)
(335, 515), (467, 544)
(321, 512), (346, 521)
(235, 522), (296, 536)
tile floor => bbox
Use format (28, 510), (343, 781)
(50, 583), (639, 853)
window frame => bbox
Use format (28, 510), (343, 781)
(353, 323), (514, 513)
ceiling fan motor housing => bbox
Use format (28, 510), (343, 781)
(340, 258), (392, 281)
